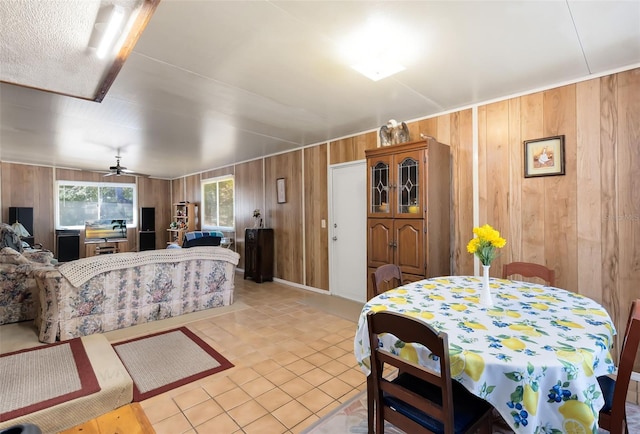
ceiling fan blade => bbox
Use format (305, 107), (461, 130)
(104, 155), (148, 177)
(103, 170), (148, 177)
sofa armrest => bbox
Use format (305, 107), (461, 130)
(33, 268), (64, 343)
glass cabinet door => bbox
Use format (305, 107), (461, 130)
(397, 155), (420, 215)
(370, 159), (390, 215)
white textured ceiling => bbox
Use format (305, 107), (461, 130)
(1, 0), (639, 179)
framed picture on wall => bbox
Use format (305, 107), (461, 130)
(276, 178), (286, 203)
(524, 135), (565, 178)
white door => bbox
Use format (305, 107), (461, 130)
(329, 161), (367, 302)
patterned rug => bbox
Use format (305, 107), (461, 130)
(0, 338), (100, 421)
(301, 389), (640, 433)
(301, 390), (403, 434)
(112, 326), (233, 401)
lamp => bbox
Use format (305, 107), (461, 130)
(12, 221), (31, 238)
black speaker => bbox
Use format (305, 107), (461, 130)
(56, 230), (80, 262)
(9, 207), (34, 235)
(139, 231), (156, 251)
(141, 207), (155, 231)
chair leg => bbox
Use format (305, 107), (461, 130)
(483, 416), (493, 434)
(376, 403), (384, 434)
(367, 375), (374, 433)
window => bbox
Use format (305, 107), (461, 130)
(56, 180), (137, 229)
(201, 175), (234, 230)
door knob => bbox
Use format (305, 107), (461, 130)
(332, 236), (338, 241)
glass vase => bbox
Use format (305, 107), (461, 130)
(480, 264), (493, 306)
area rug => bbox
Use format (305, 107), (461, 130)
(301, 390), (403, 434)
(0, 338), (100, 421)
(301, 390), (640, 434)
(112, 326), (233, 401)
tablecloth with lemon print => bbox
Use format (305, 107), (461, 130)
(354, 276), (616, 434)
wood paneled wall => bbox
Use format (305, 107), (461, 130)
(235, 160), (263, 269)
(167, 68), (638, 361)
(329, 131), (377, 165)
(304, 144), (329, 289)
(265, 150), (304, 284)
(2, 68), (638, 359)
(407, 110), (475, 275)
(1, 163), (55, 251)
(0, 165), (171, 255)
(138, 176), (172, 248)
(171, 177), (185, 205)
(473, 69), (640, 361)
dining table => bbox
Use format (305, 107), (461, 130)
(354, 275), (617, 434)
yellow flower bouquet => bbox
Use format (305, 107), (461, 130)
(467, 224), (507, 266)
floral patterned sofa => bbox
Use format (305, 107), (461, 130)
(0, 247), (56, 325)
(33, 246), (240, 343)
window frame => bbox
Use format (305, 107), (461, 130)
(55, 180), (138, 230)
(201, 175), (235, 231)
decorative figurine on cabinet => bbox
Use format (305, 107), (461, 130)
(379, 119), (410, 146)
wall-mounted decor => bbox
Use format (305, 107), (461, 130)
(276, 178), (286, 203)
(524, 135), (565, 178)
(378, 119), (410, 147)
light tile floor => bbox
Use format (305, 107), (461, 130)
(139, 276), (367, 434)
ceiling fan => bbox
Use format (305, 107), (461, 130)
(104, 155), (147, 177)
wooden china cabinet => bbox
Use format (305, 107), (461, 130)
(366, 138), (451, 299)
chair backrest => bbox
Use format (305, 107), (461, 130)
(367, 310), (455, 434)
(608, 299), (640, 434)
(371, 264), (403, 297)
(502, 261), (555, 286)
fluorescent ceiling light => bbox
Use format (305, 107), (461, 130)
(351, 62), (406, 82)
(0, 0), (159, 102)
(96, 5), (126, 59)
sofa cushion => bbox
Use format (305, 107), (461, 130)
(0, 247), (29, 265)
(23, 250), (54, 264)
(0, 223), (23, 253)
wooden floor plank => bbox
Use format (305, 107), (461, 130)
(59, 403), (154, 434)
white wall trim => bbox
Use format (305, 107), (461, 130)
(472, 105), (480, 276)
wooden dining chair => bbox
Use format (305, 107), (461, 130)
(371, 264), (403, 297)
(366, 311), (493, 434)
(597, 299), (640, 434)
(502, 261), (556, 286)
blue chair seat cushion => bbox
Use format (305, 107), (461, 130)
(182, 231), (223, 247)
(184, 231), (224, 241)
(383, 373), (491, 434)
(597, 375), (615, 413)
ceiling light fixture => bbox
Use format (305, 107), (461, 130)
(341, 16), (409, 81)
(351, 62), (406, 82)
(96, 5), (126, 59)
